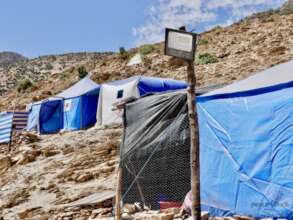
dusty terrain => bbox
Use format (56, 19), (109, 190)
(0, 125), (121, 219)
(0, 5), (292, 220)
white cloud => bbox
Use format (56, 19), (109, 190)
(133, 0), (286, 45)
(133, 0), (216, 45)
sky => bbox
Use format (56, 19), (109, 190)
(0, 0), (286, 58)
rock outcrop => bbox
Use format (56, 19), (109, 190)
(0, 125), (121, 219)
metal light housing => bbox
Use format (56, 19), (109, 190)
(165, 28), (197, 61)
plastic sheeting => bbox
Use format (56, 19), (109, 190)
(137, 76), (187, 96)
(198, 88), (293, 218)
(121, 91), (190, 209)
(196, 60), (293, 218)
(121, 78), (293, 217)
(39, 100), (63, 134)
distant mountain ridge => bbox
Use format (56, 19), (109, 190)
(0, 51), (27, 66)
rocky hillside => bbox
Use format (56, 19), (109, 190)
(0, 10), (292, 111)
(0, 125), (121, 219)
(0, 52), (27, 66)
(0, 52), (112, 99)
(0, 6), (292, 220)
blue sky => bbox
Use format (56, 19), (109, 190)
(0, 0), (286, 58)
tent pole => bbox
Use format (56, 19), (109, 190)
(9, 98), (18, 151)
(187, 60), (201, 220)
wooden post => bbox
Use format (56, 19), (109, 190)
(186, 60), (201, 220)
(115, 166), (122, 220)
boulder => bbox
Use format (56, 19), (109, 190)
(75, 173), (93, 183)
(16, 150), (41, 165)
(134, 212), (174, 220)
(0, 156), (11, 171)
(42, 149), (60, 157)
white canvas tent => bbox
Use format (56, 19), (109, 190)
(96, 76), (187, 125)
(127, 53), (142, 66)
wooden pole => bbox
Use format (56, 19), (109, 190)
(115, 166), (122, 220)
(186, 60), (201, 220)
(8, 99), (18, 152)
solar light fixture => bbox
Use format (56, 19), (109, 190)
(164, 28), (197, 61)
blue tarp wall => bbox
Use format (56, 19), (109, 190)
(39, 100), (63, 134)
(137, 76), (187, 96)
(197, 60), (293, 218)
(63, 92), (99, 131)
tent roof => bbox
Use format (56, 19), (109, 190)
(104, 75), (186, 86)
(200, 60), (293, 98)
(105, 76), (140, 86)
(55, 77), (100, 99)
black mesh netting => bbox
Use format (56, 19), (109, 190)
(120, 91), (190, 209)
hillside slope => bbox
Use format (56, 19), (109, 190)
(0, 8), (292, 220)
(0, 12), (292, 111)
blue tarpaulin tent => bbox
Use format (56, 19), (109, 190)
(97, 76), (187, 125)
(27, 77), (100, 134)
(197, 60), (293, 218)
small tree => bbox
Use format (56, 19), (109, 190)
(45, 63), (54, 70)
(17, 79), (33, 93)
(196, 53), (218, 65)
(78, 66), (88, 79)
(198, 39), (209, 46)
(119, 47), (129, 60)
(139, 44), (155, 55)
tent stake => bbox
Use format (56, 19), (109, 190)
(187, 60), (201, 220)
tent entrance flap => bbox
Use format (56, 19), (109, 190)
(81, 94), (99, 128)
(63, 97), (82, 130)
(27, 104), (42, 132)
(39, 100), (63, 134)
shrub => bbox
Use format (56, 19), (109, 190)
(196, 53), (218, 65)
(78, 66), (88, 79)
(17, 79), (33, 92)
(139, 44), (155, 55)
(119, 47), (129, 60)
(45, 63), (53, 70)
(60, 73), (68, 80)
(198, 39), (209, 45)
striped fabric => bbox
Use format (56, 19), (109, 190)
(11, 111), (28, 131)
(0, 112), (13, 144)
